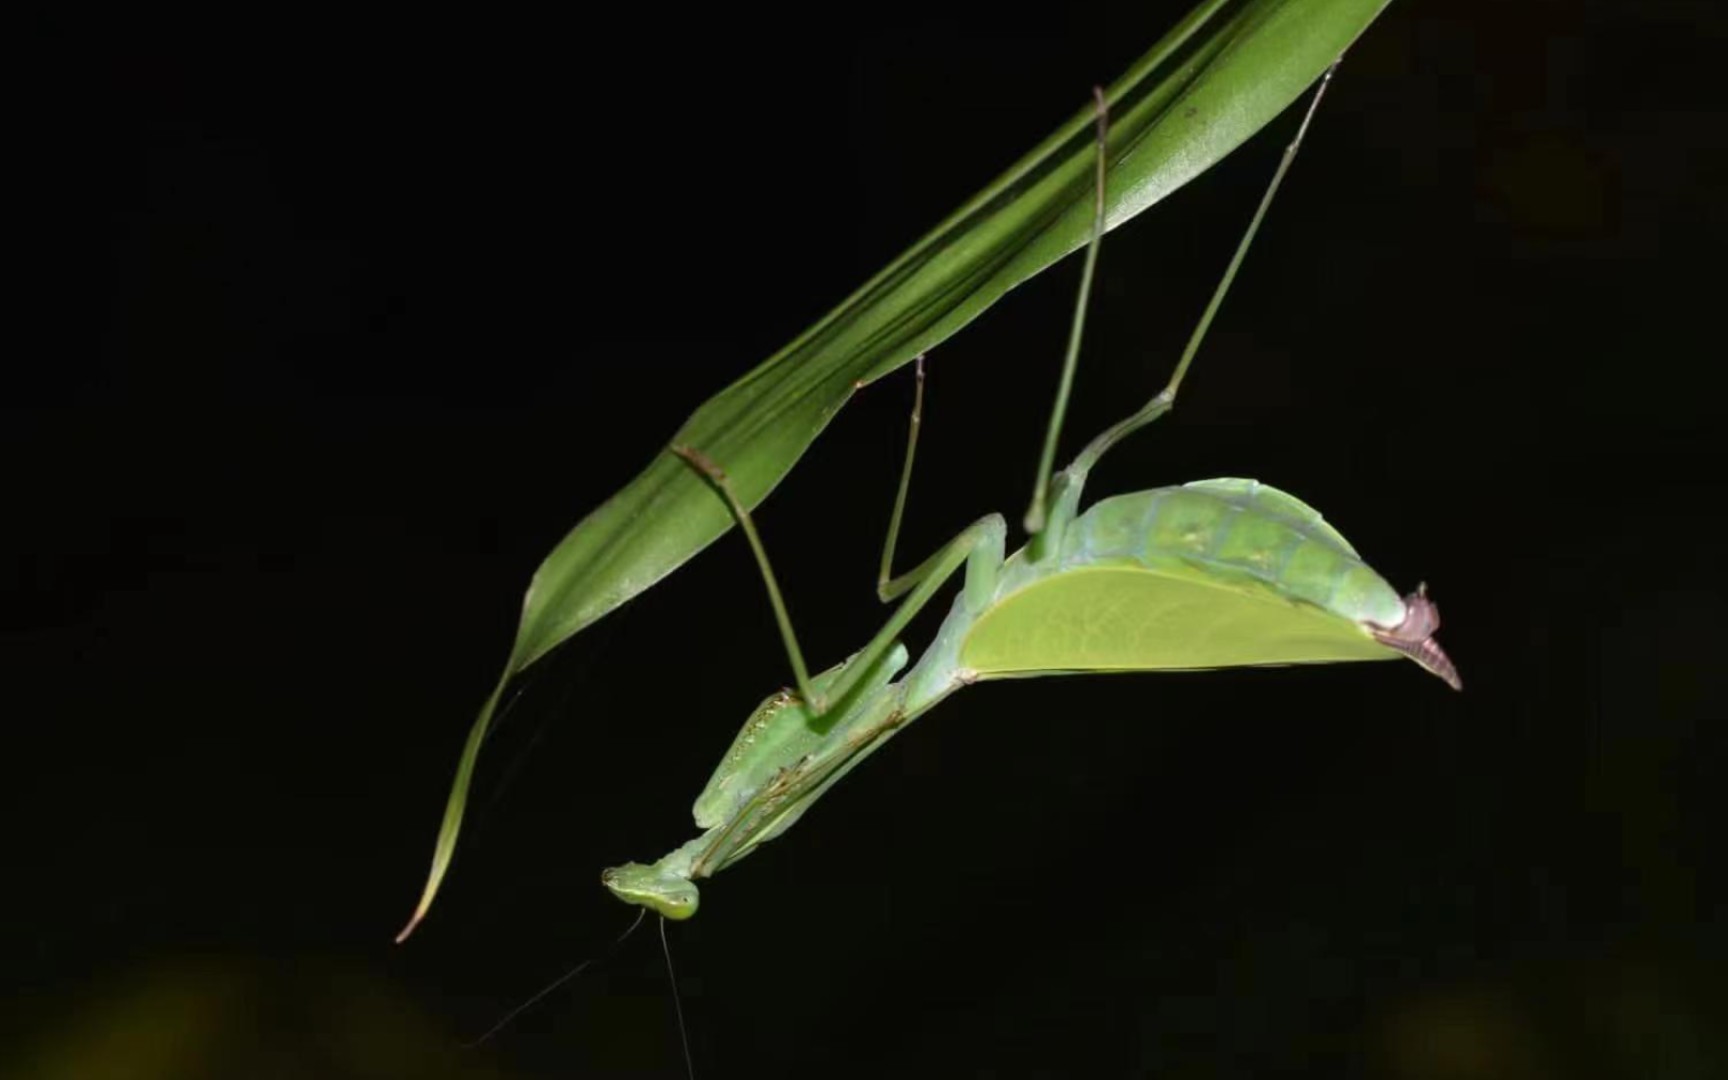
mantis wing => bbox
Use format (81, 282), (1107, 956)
(960, 562), (1401, 675)
(400, 0), (1398, 940)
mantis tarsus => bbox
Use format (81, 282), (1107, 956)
(600, 65), (1459, 922)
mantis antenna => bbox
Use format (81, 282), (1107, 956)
(464, 908), (647, 1048)
(661, 916), (696, 1080)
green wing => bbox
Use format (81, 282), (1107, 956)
(960, 562), (1398, 675)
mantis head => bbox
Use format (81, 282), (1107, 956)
(601, 862), (700, 919)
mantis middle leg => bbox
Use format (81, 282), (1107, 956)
(673, 445), (1004, 718)
(874, 88), (1110, 592)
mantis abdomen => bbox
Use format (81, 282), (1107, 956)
(959, 479), (1451, 682)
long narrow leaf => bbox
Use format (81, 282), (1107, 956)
(398, 0), (1395, 941)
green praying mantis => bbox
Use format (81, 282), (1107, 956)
(599, 67), (1459, 922)
(393, 0), (1402, 946)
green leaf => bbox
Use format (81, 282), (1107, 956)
(397, 0), (1396, 941)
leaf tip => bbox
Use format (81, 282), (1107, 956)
(394, 867), (445, 944)
(394, 910), (426, 945)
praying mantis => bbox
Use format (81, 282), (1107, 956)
(392, 0), (1402, 946)
(600, 68), (1458, 922)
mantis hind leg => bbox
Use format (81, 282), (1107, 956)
(1062, 62), (1344, 487)
(1031, 61), (1345, 562)
(1024, 87), (1111, 539)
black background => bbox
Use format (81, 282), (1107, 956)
(9, 3), (1724, 1077)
